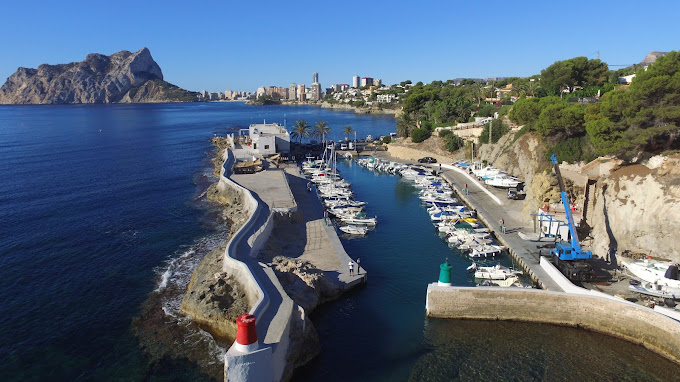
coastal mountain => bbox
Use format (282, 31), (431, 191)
(639, 51), (669, 66)
(0, 47), (198, 104)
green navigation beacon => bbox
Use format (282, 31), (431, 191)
(438, 258), (453, 286)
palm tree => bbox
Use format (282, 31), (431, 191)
(290, 120), (310, 145)
(312, 120), (331, 144)
(343, 125), (353, 141)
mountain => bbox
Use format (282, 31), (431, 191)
(639, 51), (669, 67)
(0, 48), (198, 104)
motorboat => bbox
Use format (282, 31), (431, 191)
(484, 174), (522, 188)
(622, 259), (680, 289)
(472, 263), (522, 280)
(629, 281), (680, 300)
(340, 216), (377, 226)
(469, 244), (504, 258)
(339, 225), (368, 235)
(478, 275), (522, 287)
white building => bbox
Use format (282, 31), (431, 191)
(248, 122), (290, 156)
(352, 75), (360, 88)
(376, 94), (397, 103)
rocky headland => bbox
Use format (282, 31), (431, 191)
(0, 47), (198, 104)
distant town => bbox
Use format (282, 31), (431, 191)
(197, 72), (516, 108)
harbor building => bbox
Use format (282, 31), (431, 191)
(246, 122), (290, 156)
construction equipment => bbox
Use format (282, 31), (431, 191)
(549, 153), (594, 281)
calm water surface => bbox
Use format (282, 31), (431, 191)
(0, 103), (677, 381)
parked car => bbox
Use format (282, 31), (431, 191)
(418, 157), (437, 164)
(340, 143), (348, 150)
(507, 187), (525, 200)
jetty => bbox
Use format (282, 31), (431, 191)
(220, 139), (365, 382)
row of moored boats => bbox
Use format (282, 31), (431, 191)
(302, 150), (376, 236)
(356, 156), (528, 287)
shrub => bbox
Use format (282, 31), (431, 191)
(438, 129), (452, 138)
(444, 134), (464, 152)
(381, 136), (391, 144)
(410, 127), (431, 143)
(547, 136), (597, 164)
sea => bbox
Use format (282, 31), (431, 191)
(0, 102), (678, 381)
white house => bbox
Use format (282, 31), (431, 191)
(248, 122), (290, 156)
(617, 74), (636, 84)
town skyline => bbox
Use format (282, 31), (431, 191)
(1, 1), (679, 92)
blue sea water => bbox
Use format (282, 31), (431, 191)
(0, 102), (678, 381)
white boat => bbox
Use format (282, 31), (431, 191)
(339, 225), (368, 235)
(469, 244), (504, 258)
(622, 259), (680, 289)
(340, 216), (377, 226)
(478, 275), (522, 287)
(472, 263), (522, 280)
(629, 282), (680, 300)
(484, 174), (522, 188)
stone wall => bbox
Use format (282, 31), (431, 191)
(426, 285), (680, 364)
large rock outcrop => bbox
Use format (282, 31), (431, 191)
(589, 156), (680, 263)
(0, 47), (197, 104)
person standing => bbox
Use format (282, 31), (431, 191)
(348, 260), (354, 276)
(499, 218), (505, 234)
(464, 183), (468, 195)
(357, 258), (361, 275)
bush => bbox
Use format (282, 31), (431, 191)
(444, 134), (464, 152)
(381, 136), (391, 144)
(411, 127), (431, 143)
(547, 136), (597, 164)
(438, 129), (452, 138)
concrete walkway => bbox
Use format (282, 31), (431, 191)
(281, 165), (367, 285)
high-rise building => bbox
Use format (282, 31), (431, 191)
(373, 78), (382, 87)
(311, 83), (322, 101)
(289, 83), (297, 101)
(352, 75), (359, 88)
(361, 77), (374, 87)
(313, 72), (319, 84)
(298, 83), (306, 102)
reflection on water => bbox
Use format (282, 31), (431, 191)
(410, 319), (680, 381)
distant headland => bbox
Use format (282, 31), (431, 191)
(0, 47), (198, 104)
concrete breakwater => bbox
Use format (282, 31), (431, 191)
(182, 137), (367, 381)
(426, 284), (680, 364)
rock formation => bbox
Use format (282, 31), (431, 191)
(479, 130), (680, 263)
(639, 51), (669, 67)
(0, 47), (197, 104)
(589, 156), (680, 263)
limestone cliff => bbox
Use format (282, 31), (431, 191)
(0, 47), (198, 104)
(589, 156), (680, 263)
(478, 130), (680, 263)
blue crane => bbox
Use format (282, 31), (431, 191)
(550, 153), (592, 262)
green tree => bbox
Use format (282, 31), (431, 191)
(444, 134), (464, 152)
(479, 119), (507, 144)
(291, 120), (310, 144)
(312, 120), (331, 143)
(410, 127), (431, 143)
(509, 98), (541, 125)
(536, 103), (586, 139)
(396, 113), (412, 137)
(541, 57), (608, 96)
(343, 125), (353, 141)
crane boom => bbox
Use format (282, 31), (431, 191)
(550, 154), (592, 261)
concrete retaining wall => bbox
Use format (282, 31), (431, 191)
(426, 284), (680, 364)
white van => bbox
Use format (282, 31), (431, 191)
(340, 143), (348, 150)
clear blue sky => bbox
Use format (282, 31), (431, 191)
(1, 0), (678, 93)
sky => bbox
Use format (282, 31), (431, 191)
(1, 0), (679, 93)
